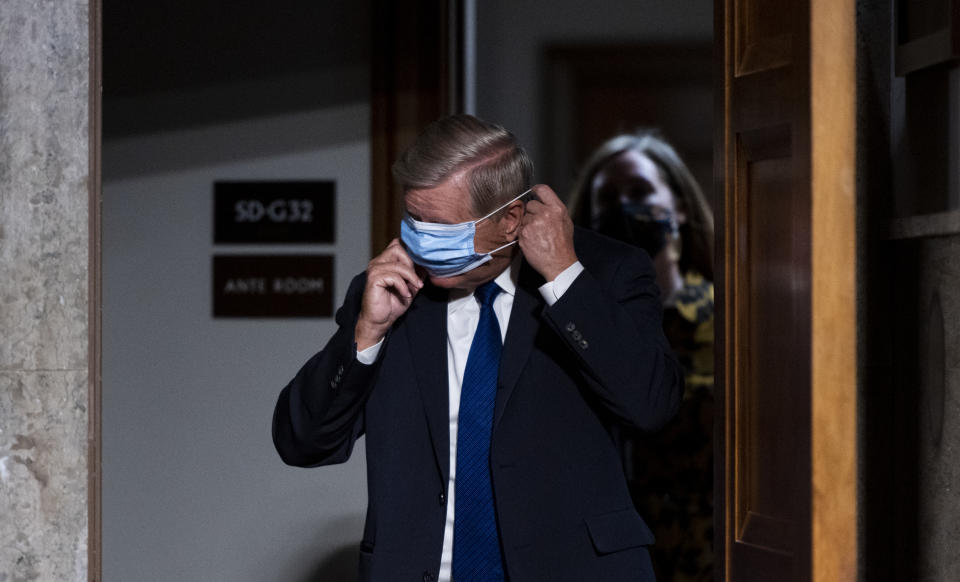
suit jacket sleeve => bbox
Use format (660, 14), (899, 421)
(272, 272), (380, 467)
(543, 246), (684, 432)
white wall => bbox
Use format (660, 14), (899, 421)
(102, 102), (370, 581)
(476, 0), (713, 177)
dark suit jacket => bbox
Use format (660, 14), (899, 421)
(273, 227), (684, 582)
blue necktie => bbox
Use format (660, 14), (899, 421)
(453, 280), (506, 582)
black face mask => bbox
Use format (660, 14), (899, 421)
(592, 203), (676, 258)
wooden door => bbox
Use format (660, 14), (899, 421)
(371, 0), (467, 254)
(714, 0), (857, 580)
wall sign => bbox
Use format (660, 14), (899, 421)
(213, 255), (334, 317)
(214, 181), (335, 244)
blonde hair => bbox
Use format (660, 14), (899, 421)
(569, 130), (714, 280)
(392, 114), (533, 216)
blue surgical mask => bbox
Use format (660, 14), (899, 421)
(401, 188), (532, 278)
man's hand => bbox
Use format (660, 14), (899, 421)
(518, 184), (578, 282)
(355, 239), (423, 350)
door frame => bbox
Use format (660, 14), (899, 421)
(88, 2), (857, 580)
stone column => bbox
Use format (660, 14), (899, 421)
(0, 1), (91, 580)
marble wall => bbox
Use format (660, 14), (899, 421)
(913, 234), (960, 582)
(0, 1), (91, 580)
(881, 229), (960, 581)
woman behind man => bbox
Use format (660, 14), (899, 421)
(569, 131), (715, 581)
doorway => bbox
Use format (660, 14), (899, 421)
(94, 2), (716, 581)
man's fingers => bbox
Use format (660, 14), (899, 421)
(374, 272), (415, 299)
(371, 244), (420, 283)
(388, 244), (416, 269)
(372, 238), (416, 269)
(523, 199), (546, 216)
(371, 264), (422, 295)
(405, 279), (420, 298)
(531, 184), (563, 208)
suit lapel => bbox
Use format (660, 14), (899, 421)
(495, 259), (545, 428)
(405, 285), (451, 483)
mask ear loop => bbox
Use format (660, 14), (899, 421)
(474, 188), (534, 225)
(485, 238), (519, 256)
(475, 188), (532, 255)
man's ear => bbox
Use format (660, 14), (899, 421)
(501, 201), (525, 236)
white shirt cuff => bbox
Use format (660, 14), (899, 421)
(537, 261), (584, 306)
(356, 337), (384, 365)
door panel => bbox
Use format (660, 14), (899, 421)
(716, 0), (856, 580)
(735, 127), (805, 570)
(735, 0), (792, 75)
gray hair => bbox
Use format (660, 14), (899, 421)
(392, 114), (533, 216)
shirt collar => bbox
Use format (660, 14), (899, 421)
(494, 252), (520, 297)
(448, 253), (520, 312)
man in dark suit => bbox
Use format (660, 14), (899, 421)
(273, 114), (683, 581)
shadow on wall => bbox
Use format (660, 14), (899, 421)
(299, 543), (360, 582)
(273, 513), (365, 582)
(102, 98), (370, 182)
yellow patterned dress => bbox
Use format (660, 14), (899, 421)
(627, 271), (714, 582)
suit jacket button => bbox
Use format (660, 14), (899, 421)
(438, 492), (446, 505)
(565, 322), (576, 332)
(580, 339), (589, 349)
(423, 572), (434, 582)
(572, 330), (582, 340)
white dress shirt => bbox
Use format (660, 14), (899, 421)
(357, 258), (584, 581)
